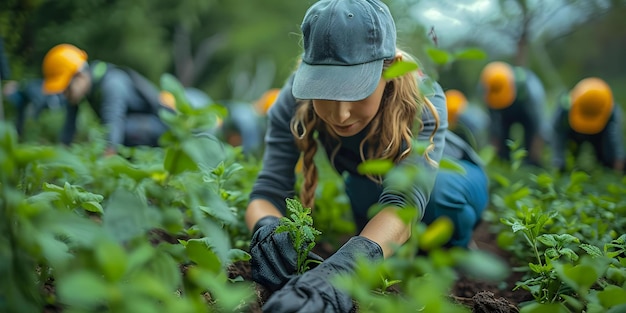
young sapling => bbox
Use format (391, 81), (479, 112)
(275, 198), (322, 274)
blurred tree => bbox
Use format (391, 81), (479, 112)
(409, 0), (626, 103)
(546, 4), (626, 105)
(409, 0), (614, 66)
(0, 0), (41, 78)
(2, 0), (311, 102)
(4, 0), (626, 106)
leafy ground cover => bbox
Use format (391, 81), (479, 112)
(3, 75), (626, 313)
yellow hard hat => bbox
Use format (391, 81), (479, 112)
(569, 77), (613, 135)
(42, 44), (88, 94)
(255, 88), (280, 115)
(480, 61), (516, 109)
(444, 89), (468, 127)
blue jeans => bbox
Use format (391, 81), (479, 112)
(422, 160), (488, 247)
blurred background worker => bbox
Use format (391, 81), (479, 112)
(445, 89), (489, 151)
(551, 77), (625, 172)
(219, 88), (280, 157)
(478, 61), (548, 166)
(3, 79), (66, 138)
(41, 43), (171, 155)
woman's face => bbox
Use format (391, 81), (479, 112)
(63, 71), (91, 105)
(312, 78), (386, 137)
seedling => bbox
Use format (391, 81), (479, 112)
(275, 198), (322, 274)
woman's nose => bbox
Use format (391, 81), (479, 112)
(334, 102), (351, 124)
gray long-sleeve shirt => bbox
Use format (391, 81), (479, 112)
(249, 73), (480, 224)
(60, 61), (158, 146)
(551, 93), (625, 169)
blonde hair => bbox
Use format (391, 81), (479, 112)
(290, 49), (440, 209)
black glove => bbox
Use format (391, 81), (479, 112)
(250, 216), (324, 292)
(262, 236), (383, 313)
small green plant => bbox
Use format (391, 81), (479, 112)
(275, 198), (322, 274)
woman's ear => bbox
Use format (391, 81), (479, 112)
(393, 52), (403, 63)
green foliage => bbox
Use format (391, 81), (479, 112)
(275, 198), (322, 274)
(487, 139), (626, 311)
(334, 217), (509, 312)
(382, 60), (419, 80)
(0, 75), (259, 313)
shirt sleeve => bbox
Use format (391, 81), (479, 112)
(99, 71), (132, 146)
(605, 106), (626, 162)
(551, 102), (569, 169)
(248, 75), (301, 214)
(524, 70), (549, 141)
(379, 79), (447, 219)
(60, 104), (79, 145)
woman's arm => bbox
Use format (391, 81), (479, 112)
(359, 206), (411, 257)
(246, 75), (301, 230)
(245, 198), (284, 231)
(370, 79), (448, 257)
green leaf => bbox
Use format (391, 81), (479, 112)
(126, 244), (156, 273)
(606, 267), (626, 285)
(537, 234), (558, 247)
(181, 134), (225, 169)
(453, 48), (487, 60)
(439, 158), (466, 174)
(186, 267), (254, 311)
(95, 241), (128, 282)
(192, 216), (231, 267)
(580, 243), (602, 257)
(519, 302), (569, 313)
(357, 159), (394, 175)
(228, 249), (251, 263)
(419, 216), (454, 251)
(597, 285), (626, 307)
(103, 189), (159, 243)
(554, 262), (598, 292)
(382, 61), (418, 79)
(38, 233), (73, 268)
(425, 47), (451, 65)
(160, 73), (187, 104)
(607, 304), (626, 313)
(491, 173), (510, 187)
(197, 191), (236, 224)
(453, 249), (510, 282)
(143, 249), (181, 290)
(184, 238), (222, 273)
(57, 271), (109, 309)
(82, 201), (104, 214)
(164, 147), (197, 175)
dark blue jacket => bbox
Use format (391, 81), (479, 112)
(60, 61), (163, 146)
(551, 93), (625, 169)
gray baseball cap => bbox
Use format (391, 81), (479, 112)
(292, 0), (397, 101)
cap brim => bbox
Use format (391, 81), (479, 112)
(42, 75), (72, 94)
(292, 60), (383, 101)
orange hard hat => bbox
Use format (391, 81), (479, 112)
(444, 89), (468, 127)
(255, 88), (280, 115)
(42, 44), (88, 94)
(568, 77), (613, 135)
(480, 61), (516, 109)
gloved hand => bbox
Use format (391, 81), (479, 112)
(250, 215), (324, 292)
(262, 236), (383, 313)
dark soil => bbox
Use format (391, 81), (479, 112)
(229, 220), (534, 313)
